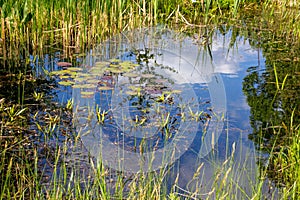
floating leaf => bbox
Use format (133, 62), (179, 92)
(125, 90), (138, 95)
(81, 84), (97, 89)
(57, 62), (72, 67)
(95, 61), (110, 67)
(81, 95), (93, 98)
(101, 76), (114, 81)
(109, 59), (121, 63)
(74, 77), (86, 83)
(171, 89), (182, 94)
(109, 64), (120, 68)
(50, 70), (66, 76)
(98, 86), (114, 91)
(123, 72), (139, 78)
(108, 68), (124, 74)
(145, 84), (165, 89)
(81, 91), (95, 96)
(66, 67), (83, 71)
(89, 68), (105, 75)
(76, 72), (90, 77)
(87, 79), (100, 84)
(128, 85), (142, 91)
(141, 74), (155, 78)
(120, 61), (135, 68)
(72, 84), (96, 89)
(59, 75), (70, 79)
(72, 84), (84, 88)
(58, 81), (75, 86)
(156, 78), (168, 83)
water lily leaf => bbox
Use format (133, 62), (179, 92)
(74, 77), (86, 83)
(59, 75), (71, 79)
(89, 68), (105, 75)
(81, 84), (97, 89)
(123, 72), (139, 78)
(156, 78), (168, 83)
(108, 68), (124, 74)
(120, 61), (134, 68)
(81, 95), (94, 98)
(72, 84), (84, 88)
(58, 81), (75, 86)
(98, 86), (114, 91)
(141, 74), (155, 78)
(66, 67), (83, 71)
(81, 91), (95, 96)
(57, 62), (72, 67)
(50, 70), (67, 76)
(76, 72), (90, 77)
(86, 79), (100, 84)
(109, 64), (121, 68)
(95, 61), (110, 67)
(125, 90), (138, 95)
(109, 59), (121, 63)
(101, 76), (114, 81)
(72, 84), (96, 89)
(171, 89), (182, 94)
(128, 85), (142, 91)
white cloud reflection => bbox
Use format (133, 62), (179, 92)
(151, 31), (259, 84)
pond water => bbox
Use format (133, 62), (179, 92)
(34, 27), (277, 197)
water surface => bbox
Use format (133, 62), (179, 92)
(36, 27), (275, 197)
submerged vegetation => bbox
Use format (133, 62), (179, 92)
(1, 0), (300, 199)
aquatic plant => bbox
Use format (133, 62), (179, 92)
(1, 0), (300, 199)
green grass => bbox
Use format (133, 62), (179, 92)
(1, 0), (300, 199)
(0, 0), (257, 53)
(1, 119), (294, 200)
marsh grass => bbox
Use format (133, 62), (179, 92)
(1, 0), (300, 199)
(1, 0), (299, 57)
(0, 0), (253, 55)
(1, 98), (299, 199)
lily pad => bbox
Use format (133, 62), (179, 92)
(66, 67), (84, 71)
(171, 89), (182, 94)
(128, 85), (142, 91)
(81, 95), (94, 99)
(108, 68), (124, 74)
(76, 72), (91, 77)
(81, 91), (95, 96)
(109, 59), (121, 63)
(57, 62), (72, 67)
(86, 79), (100, 84)
(59, 75), (71, 79)
(72, 84), (96, 89)
(81, 84), (97, 89)
(141, 73), (155, 78)
(98, 86), (114, 91)
(120, 61), (137, 68)
(58, 81), (75, 86)
(89, 67), (106, 75)
(101, 76), (114, 81)
(95, 61), (110, 67)
(50, 70), (67, 76)
(109, 64), (121, 68)
(125, 90), (138, 96)
(74, 77), (86, 83)
(155, 78), (168, 83)
(123, 72), (139, 78)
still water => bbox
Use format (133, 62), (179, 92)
(36, 27), (272, 197)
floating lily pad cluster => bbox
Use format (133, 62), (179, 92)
(51, 59), (182, 100)
(51, 60), (141, 98)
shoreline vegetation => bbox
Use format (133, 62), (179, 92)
(0, 0), (299, 53)
(1, 0), (300, 199)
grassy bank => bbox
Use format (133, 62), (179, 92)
(1, 0), (300, 199)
